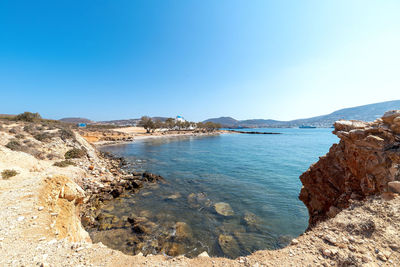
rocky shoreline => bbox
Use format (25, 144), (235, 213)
(0, 116), (399, 266)
(300, 110), (400, 226)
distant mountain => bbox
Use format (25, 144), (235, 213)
(203, 117), (239, 127)
(59, 117), (93, 124)
(203, 100), (400, 128)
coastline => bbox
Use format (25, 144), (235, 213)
(93, 131), (222, 147)
(0, 118), (399, 266)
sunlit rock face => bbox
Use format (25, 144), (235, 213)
(299, 110), (400, 227)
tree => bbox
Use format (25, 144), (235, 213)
(165, 118), (175, 130)
(138, 116), (155, 133)
(154, 120), (164, 131)
(182, 121), (190, 130)
(15, 112), (42, 122)
(204, 122), (221, 132)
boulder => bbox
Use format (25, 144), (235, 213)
(218, 234), (240, 257)
(382, 110), (400, 124)
(175, 222), (193, 240)
(60, 181), (85, 204)
(214, 202), (234, 216)
(388, 181), (400, 193)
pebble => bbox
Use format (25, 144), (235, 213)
(377, 251), (387, 261)
(17, 216), (25, 222)
(38, 206), (44, 211)
(291, 238), (299, 245)
(76, 247), (85, 252)
(322, 249), (331, 257)
(324, 235), (337, 246)
(362, 255), (372, 263)
(198, 251), (209, 258)
(48, 239), (57, 245)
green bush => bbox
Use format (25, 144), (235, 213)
(1, 169), (18, 179)
(65, 148), (86, 159)
(15, 112), (42, 122)
(53, 160), (76, 167)
(5, 140), (22, 151)
(23, 124), (34, 133)
(59, 128), (75, 141)
(33, 132), (53, 142)
(15, 134), (25, 139)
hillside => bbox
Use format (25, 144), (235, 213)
(59, 117), (93, 124)
(203, 117), (239, 127)
(204, 100), (400, 128)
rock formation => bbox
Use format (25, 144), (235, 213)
(300, 110), (400, 227)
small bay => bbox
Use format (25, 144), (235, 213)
(96, 128), (338, 258)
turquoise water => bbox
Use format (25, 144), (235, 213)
(98, 128), (338, 258)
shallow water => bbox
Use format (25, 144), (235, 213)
(95, 128), (338, 258)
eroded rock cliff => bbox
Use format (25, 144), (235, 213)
(300, 110), (400, 227)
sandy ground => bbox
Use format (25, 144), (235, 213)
(0, 122), (399, 266)
(94, 129), (221, 146)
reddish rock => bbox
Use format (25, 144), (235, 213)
(300, 111), (400, 227)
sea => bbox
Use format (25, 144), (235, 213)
(96, 128), (338, 258)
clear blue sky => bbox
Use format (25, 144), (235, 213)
(1, 0), (399, 121)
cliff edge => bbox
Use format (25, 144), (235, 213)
(300, 110), (400, 227)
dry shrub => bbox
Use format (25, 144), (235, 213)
(65, 148), (86, 159)
(53, 160), (76, 167)
(1, 169), (18, 179)
(33, 132), (53, 142)
(5, 140), (23, 151)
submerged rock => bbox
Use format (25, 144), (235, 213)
(175, 222), (193, 240)
(165, 193), (181, 200)
(214, 202), (234, 216)
(242, 211), (261, 231)
(162, 242), (186, 256)
(187, 192), (213, 209)
(218, 234), (240, 257)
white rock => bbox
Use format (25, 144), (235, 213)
(47, 239), (57, 245)
(38, 206), (44, 211)
(17, 216), (25, 222)
(198, 251), (209, 258)
(291, 238), (299, 245)
(76, 247), (85, 252)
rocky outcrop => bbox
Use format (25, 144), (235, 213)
(300, 110), (400, 227)
(41, 175), (91, 242)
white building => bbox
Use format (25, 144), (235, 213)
(175, 115), (186, 123)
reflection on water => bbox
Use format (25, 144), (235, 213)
(93, 129), (338, 258)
